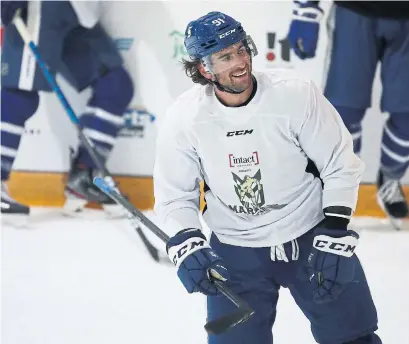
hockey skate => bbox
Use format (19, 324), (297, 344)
(1, 181), (30, 227)
(63, 158), (126, 218)
(376, 171), (408, 230)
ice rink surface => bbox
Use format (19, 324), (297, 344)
(2, 208), (409, 344)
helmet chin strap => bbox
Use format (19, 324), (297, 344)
(211, 75), (248, 94)
(213, 81), (246, 94)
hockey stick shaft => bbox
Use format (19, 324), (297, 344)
(95, 177), (170, 241)
(93, 176), (255, 334)
(12, 11), (160, 261)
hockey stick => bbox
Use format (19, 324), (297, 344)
(12, 11), (161, 262)
(93, 176), (255, 335)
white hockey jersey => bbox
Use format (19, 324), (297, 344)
(154, 70), (364, 248)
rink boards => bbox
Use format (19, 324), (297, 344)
(8, 171), (409, 217)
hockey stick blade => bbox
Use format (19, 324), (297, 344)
(205, 305), (254, 335)
(134, 225), (161, 262)
(93, 176), (255, 334)
(95, 177), (169, 262)
(205, 279), (255, 334)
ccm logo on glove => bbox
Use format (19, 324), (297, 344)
(313, 234), (358, 257)
(168, 237), (210, 268)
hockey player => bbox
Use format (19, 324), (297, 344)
(154, 11), (381, 344)
(288, 1), (409, 225)
(1, 1), (133, 216)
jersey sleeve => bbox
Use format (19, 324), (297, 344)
(153, 108), (203, 237)
(297, 81), (365, 212)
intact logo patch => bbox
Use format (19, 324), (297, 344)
(228, 151), (259, 170)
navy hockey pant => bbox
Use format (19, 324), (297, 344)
(207, 228), (379, 344)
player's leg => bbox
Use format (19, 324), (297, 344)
(1, 1), (79, 92)
(323, 5), (379, 155)
(1, 88), (39, 215)
(376, 19), (409, 221)
(60, 24), (134, 215)
(0, 1), (75, 215)
(334, 107), (366, 155)
(207, 234), (278, 344)
(286, 230), (380, 344)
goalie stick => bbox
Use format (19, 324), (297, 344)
(93, 176), (255, 335)
(12, 11), (161, 262)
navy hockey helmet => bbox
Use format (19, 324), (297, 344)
(184, 11), (257, 62)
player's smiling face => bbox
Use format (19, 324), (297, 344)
(209, 42), (252, 93)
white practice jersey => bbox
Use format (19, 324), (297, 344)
(154, 70), (364, 248)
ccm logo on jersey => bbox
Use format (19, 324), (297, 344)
(219, 28), (236, 39)
(227, 129), (253, 137)
(313, 234), (358, 258)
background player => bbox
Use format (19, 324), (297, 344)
(154, 11), (381, 344)
(288, 0), (409, 224)
(1, 1), (133, 216)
